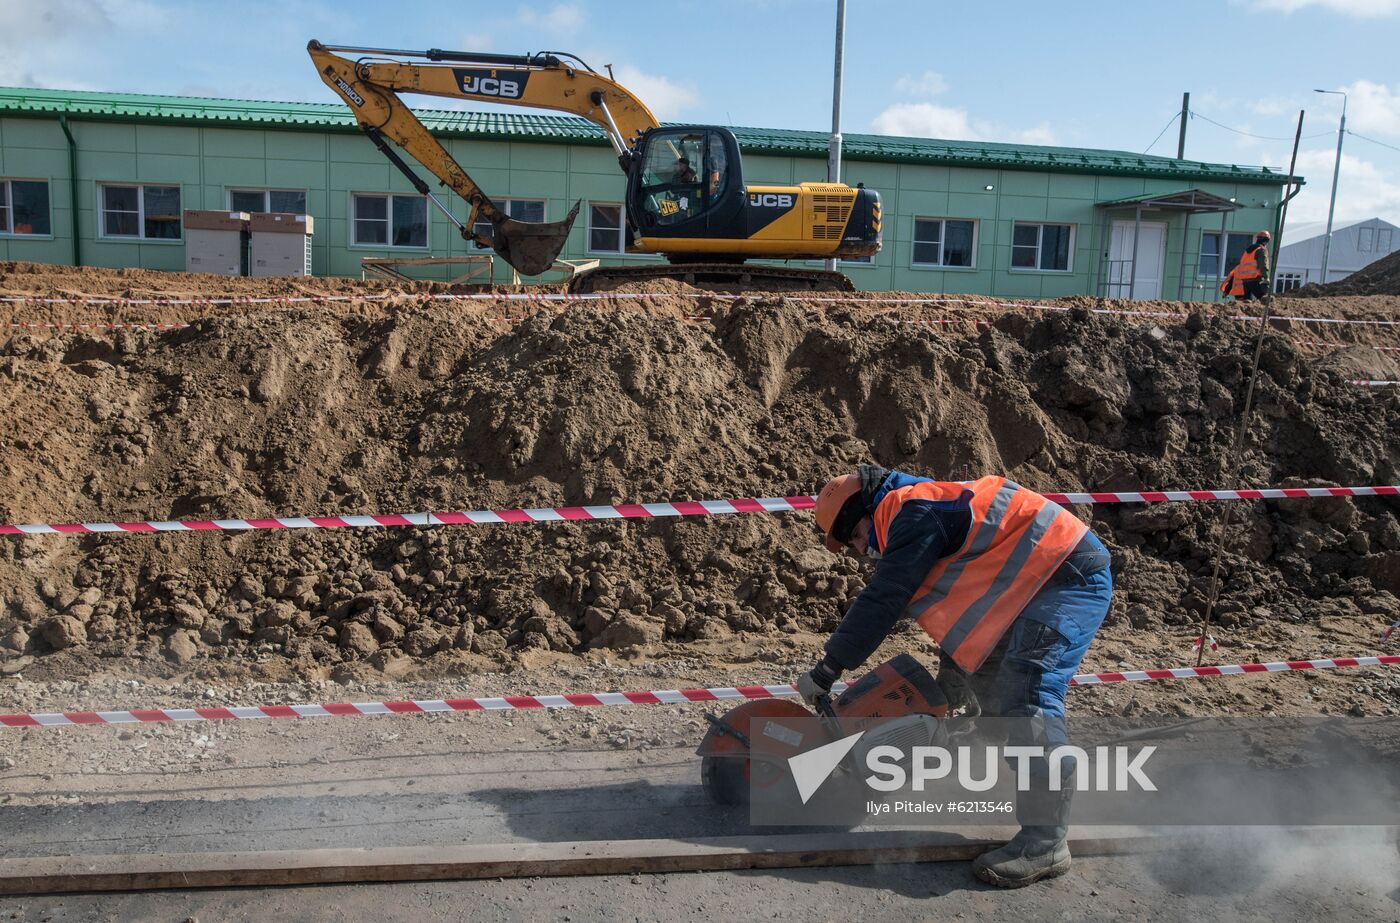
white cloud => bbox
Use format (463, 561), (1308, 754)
(612, 63), (698, 119)
(0, 0), (328, 97)
(1249, 0), (1400, 15)
(894, 70), (948, 98)
(1248, 96), (1294, 117)
(516, 3), (585, 34)
(870, 102), (1056, 146)
(0, 0), (115, 86)
(1285, 148), (1400, 224)
(1254, 0), (1394, 13)
(871, 102), (975, 139)
(1339, 80), (1400, 136)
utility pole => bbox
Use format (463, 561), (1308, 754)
(824, 0), (846, 272)
(1176, 92), (1189, 159)
(1314, 88), (1347, 284)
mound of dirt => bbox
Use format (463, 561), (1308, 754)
(1289, 248), (1400, 298)
(1, 288), (1397, 680)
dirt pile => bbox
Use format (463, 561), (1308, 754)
(0, 286), (1398, 680)
(1289, 248), (1400, 298)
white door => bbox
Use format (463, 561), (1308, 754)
(1108, 220), (1168, 299)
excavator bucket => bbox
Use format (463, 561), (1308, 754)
(488, 201), (581, 276)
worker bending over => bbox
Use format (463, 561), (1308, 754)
(800, 465), (1112, 888)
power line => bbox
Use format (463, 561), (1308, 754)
(1142, 111), (1180, 154)
(1190, 110), (1331, 142)
(1347, 129), (1400, 156)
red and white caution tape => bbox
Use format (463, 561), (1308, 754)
(0, 496), (817, 536)
(426, 293), (1400, 328)
(1193, 634), (1219, 653)
(5, 289), (1398, 327)
(7, 321), (190, 331)
(1066, 654), (1400, 686)
(2, 654), (1396, 729)
(2, 485), (1396, 537)
(0, 293), (398, 307)
(1383, 620), (1400, 645)
(1348, 379), (1399, 387)
(1301, 340), (1400, 352)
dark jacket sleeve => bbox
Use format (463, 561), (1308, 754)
(823, 501), (968, 671)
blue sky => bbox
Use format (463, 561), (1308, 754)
(3, 0), (1398, 226)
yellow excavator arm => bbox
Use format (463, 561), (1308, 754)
(308, 41), (659, 274)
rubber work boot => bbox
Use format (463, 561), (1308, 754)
(972, 828), (1071, 888)
(973, 783), (1072, 888)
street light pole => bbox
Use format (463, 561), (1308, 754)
(1314, 88), (1347, 285)
(824, 0), (846, 273)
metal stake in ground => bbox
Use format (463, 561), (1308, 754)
(1195, 111), (1305, 667)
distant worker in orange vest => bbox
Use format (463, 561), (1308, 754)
(1221, 230), (1272, 301)
(800, 465), (1112, 888)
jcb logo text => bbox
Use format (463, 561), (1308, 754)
(749, 193), (794, 208)
(462, 76), (523, 98)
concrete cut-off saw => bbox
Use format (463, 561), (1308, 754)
(696, 653), (950, 806)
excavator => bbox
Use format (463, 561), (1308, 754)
(308, 41), (882, 291)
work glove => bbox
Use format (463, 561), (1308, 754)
(797, 656), (843, 706)
(936, 652), (981, 718)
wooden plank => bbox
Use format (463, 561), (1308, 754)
(0, 829), (1164, 895)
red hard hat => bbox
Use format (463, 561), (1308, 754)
(814, 474), (862, 553)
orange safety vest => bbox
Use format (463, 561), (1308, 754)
(1234, 246), (1263, 281)
(872, 477), (1089, 673)
(1221, 245), (1265, 295)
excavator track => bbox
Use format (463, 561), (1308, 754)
(567, 262), (856, 294)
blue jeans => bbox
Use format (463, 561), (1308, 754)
(973, 557), (1114, 720)
(953, 541), (1113, 833)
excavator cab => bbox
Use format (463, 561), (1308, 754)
(628, 127), (744, 244)
(625, 125), (881, 269)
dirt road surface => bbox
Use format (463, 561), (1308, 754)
(3, 657), (1399, 921)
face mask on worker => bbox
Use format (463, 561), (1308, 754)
(865, 544), (882, 561)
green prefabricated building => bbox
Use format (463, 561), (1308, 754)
(0, 87), (1296, 300)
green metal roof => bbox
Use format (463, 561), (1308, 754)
(0, 86), (1291, 186)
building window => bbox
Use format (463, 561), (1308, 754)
(1274, 272), (1305, 293)
(0, 179), (51, 235)
(1379, 228), (1393, 252)
(913, 217), (976, 268)
(588, 202), (625, 253)
(353, 193), (427, 247)
(100, 183), (181, 240)
(228, 188), (307, 214)
(1199, 231), (1254, 277)
(1359, 226), (1375, 252)
(473, 199), (546, 249)
(1011, 222), (1073, 271)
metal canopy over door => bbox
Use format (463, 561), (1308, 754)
(1107, 220), (1168, 299)
(1095, 190), (1240, 302)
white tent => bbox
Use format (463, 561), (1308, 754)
(1275, 216), (1399, 290)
